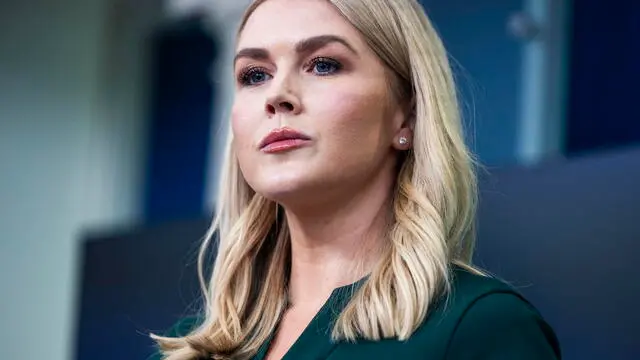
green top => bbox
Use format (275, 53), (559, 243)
(152, 266), (561, 359)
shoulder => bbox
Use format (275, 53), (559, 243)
(446, 266), (561, 358)
(414, 265), (561, 359)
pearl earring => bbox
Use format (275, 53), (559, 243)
(399, 136), (408, 145)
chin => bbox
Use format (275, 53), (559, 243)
(249, 172), (317, 204)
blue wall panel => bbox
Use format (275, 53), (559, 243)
(421, 0), (524, 166)
(144, 17), (217, 223)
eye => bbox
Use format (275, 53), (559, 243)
(238, 66), (272, 86)
(307, 57), (342, 76)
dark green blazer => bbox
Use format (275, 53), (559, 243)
(152, 266), (561, 359)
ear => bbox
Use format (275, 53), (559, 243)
(405, 96), (416, 129)
(392, 127), (413, 150)
(391, 98), (415, 151)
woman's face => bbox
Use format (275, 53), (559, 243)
(232, 0), (409, 207)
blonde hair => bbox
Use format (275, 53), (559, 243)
(152, 0), (478, 358)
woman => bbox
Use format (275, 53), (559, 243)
(151, 0), (561, 359)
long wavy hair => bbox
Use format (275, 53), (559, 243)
(152, 0), (479, 358)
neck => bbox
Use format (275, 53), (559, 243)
(283, 171), (394, 308)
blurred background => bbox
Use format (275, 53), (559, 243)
(1, 0), (639, 359)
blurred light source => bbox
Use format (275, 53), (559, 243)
(507, 12), (542, 41)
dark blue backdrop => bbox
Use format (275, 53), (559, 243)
(566, 0), (640, 154)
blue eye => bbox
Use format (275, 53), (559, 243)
(239, 67), (272, 86)
(309, 57), (341, 75)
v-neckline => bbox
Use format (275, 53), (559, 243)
(253, 277), (368, 360)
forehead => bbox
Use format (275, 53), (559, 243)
(238, 0), (365, 51)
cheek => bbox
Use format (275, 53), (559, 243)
(230, 103), (248, 142)
(231, 99), (261, 150)
(230, 102), (260, 179)
(318, 90), (391, 156)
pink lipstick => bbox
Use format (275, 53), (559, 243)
(259, 127), (312, 153)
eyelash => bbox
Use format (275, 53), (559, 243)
(237, 57), (343, 86)
(237, 65), (269, 87)
(306, 56), (342, 76)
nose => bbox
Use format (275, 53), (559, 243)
(265, 78), (302, 116)
(266, 99), (296, 115)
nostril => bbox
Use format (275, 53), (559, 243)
(280, 101), (294, 112)
(266, 103), (276, 114)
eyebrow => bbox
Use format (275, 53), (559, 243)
(234, 35), (358, 65)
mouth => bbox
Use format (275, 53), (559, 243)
(259, 127), (312, 153)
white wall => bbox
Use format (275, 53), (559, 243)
(0, 0), (162, 358)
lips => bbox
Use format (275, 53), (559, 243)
(259, 127), (311, 153)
